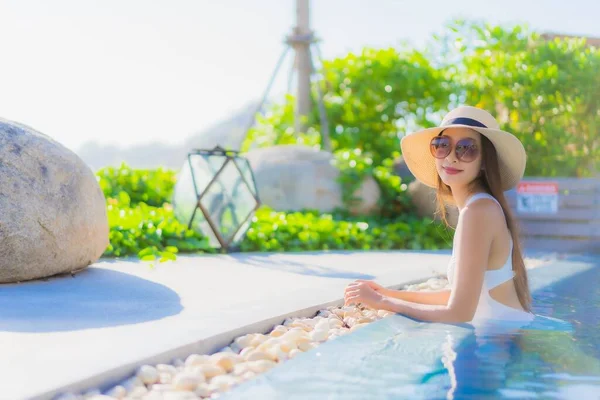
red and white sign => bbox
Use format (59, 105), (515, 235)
(516, 182), (559, 214)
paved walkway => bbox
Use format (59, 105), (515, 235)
(1, 250), (460, 400)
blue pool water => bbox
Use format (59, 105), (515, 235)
(224, 256), (600, 399)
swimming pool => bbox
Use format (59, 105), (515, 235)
(222, 255), (600, 399)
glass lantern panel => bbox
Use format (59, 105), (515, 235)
(189, 153), (227, 196)
(191, 209), (221, 248)
(200, 159), (258, 244)
(172, 161), (198, 227)
(231, 218), (253, 245)
(234, 157), (258, 197)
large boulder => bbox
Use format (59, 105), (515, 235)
(0, 118), (109, 283)
(245, 145), (381, 215)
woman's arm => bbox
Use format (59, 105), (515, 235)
(376, 200), (497, 323)
(380, 288), (451, 306)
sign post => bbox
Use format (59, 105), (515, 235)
(516, 182), (559, 214)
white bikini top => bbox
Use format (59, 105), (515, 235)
(447, 193), (515, 291)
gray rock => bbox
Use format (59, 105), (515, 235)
(0, 118), (109, 283)
(244, 145), (381, 215)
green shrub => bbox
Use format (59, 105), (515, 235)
(97, 163), (176, 207)
(98, 164), (450, 260)
(103, 195), (213, 262)
(240, 206), (451, 253)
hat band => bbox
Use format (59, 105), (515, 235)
(442, 117), (487, 128)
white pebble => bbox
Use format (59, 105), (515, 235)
(128, 386), (148, 397)
(314, 319), (330, 331)
(156, 364), (178, 375)
(159, 372), (173, 384)
(298, 341), (317, 352)
(240, 371), (256, 381)
(192, 363), (225, 379)
(137, 365), (159, 385)
(195, 383), (212, 397)
(309, 329), (328, 342)
(232, 362), (251, 376)
(248, 359), (277, 373)
(185, 354), (210, 367)
(244, 349), (272, 362)
(269, 326), (288, 337)
(356, 316), (373, 324)
(350, 323), (369, 331)
(268, 345), (289, 362)
(163, 392), (199, 400)
(173, 371), (201, 391)
(210, 352), (243, 372)
(208, 375), (237, 392)
(250, 334), (268, 347)
(234, 334), (256, 349)
(240, 347), (257, 359)
(142, 392), (164, 400)
(288, 349), (302, 358)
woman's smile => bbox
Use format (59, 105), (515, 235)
(443, 166), (463, 175)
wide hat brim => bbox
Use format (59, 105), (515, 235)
(400, 124), (526, 192)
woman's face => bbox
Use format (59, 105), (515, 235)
(433, 127), (483, 189)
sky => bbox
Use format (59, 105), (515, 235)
(1, 0), (599, 153)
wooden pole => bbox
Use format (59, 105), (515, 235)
(294, 0), (312, 134)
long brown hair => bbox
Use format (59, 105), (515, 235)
(435, 133), (532, 312)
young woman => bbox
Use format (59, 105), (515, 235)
(344, 105), (534, 324)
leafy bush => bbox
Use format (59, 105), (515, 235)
(98, 164), (450, 261)
(98, 163), (176, 207)
(103, 191), (213, 262)
(240, 206), (451, 252)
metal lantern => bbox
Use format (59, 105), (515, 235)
(172, 146), (260, 252)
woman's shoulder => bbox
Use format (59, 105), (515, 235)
(458, 198), (506, 236)
(462, 197), (504, 220)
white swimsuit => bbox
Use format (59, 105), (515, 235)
(447, 193), (534, 323)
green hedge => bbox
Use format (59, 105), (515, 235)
(241, 208), (451, 252)
(98, 164), (451, 262)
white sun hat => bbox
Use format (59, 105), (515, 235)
(400, 105), (527, 191)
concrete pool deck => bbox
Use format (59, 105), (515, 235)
(0, 249), (574, 399)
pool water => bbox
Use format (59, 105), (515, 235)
(223, 256), (600, 399)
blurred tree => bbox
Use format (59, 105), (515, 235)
(242, 47), (452, 166)
(242, 20), (600, 181)
(436, 20), (600, 177)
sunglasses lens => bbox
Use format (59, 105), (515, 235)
(456, 138), (479, 162)
(430, 136), (451, 159)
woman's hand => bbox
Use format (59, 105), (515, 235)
(354, 279), (388, 294)
(344, 280), (385, 309)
